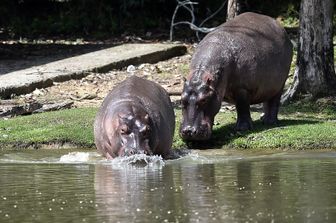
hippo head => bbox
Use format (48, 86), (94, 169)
(180, 73), (221, 141)
(116, 108), (152, 157)
(104, 105), (152, 158)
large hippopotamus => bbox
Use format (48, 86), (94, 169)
(94, 76), (175, 159)
(180, 12), (293, 141)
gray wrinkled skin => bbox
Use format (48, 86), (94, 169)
(180, 12), (293, 141)
(94, 76), (175, 159)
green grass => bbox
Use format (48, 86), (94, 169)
(0, 102), (335, 150)
(0, 108), (97, 148)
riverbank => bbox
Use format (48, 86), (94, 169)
(1, 40), (336, 151)
(1, 98), (335, 150)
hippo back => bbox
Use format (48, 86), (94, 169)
(191, 12), (293, 104)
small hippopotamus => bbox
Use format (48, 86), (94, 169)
(94, 76), (175, 159)
(180, 12), (293, 141)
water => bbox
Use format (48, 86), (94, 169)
(1, 149), (336, 223)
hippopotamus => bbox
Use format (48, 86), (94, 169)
(94, 76), (175, 159)
(180, 12), (293, 141)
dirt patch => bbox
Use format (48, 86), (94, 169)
(10, 44), (194, 108)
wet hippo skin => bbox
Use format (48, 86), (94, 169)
(94, 76), (175, 159)
(180, 12), (293, 141)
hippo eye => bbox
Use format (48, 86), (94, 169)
(197, 98), (207, 106)
(120, 126), (130, 135)
(197, 93), (209, 106)
(140, 126), (150, 137)
(207, 89), (215, 97)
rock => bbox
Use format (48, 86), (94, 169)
(126, 65), (136, 73)
(138, 64), (146, 69)
(33, 89), (44, 96)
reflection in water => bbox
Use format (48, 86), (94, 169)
(0, 150), (336, 222)
(94, 155), (336, 222)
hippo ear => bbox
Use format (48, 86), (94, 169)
(204, 78), (217, 93)
(182, 77), (187, 82)
(182, 77), (190, 87)
(205, 78), (214, 89)
(205, 75), (217, 88)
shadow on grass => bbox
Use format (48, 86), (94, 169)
(185, 119), (321, 150)
(279, 98), (336, 117)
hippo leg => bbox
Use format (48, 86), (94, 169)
(261, 91), (282, 125)
(235, 90), (253, 131)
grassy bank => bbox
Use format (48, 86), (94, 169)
(0, 100), (335, 150)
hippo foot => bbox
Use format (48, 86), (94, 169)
(260, 113), (278, 125)
(235, 119), (253, 132)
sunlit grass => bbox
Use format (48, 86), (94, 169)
(0, 101), (335, 150)
(0, 108), (97, 148)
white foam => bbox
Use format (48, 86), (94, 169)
(108, 154), (165, 169)
(59, 152), (90, 163)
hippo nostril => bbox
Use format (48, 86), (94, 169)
(182, 128), (191, 136)
(182, 126), (197, 137)
(191, 127), (197, 135)
(124, 148), (136, 156)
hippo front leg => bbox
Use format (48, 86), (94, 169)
(235, 89), (253, 131)
(261, 91), (282, 125)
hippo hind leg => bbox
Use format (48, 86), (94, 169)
(261, 91), (282, 125)
(235, 89), (253, 131)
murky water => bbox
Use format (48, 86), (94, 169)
(1, 149), (336, 223)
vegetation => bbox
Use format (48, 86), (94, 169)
(1, 101), (335, 150)
(0, 108), (97, 148)
(0, 0), (302, 39)
(0, 1), (335, 152)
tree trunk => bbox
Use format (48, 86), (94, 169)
(227, 0), (241, 21)
(282, 0), (336, 103)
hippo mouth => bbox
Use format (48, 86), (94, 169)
(180, 123), (212, 141)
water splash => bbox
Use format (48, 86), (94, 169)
(108, 154), (165, 169)
(59, 152), (90, 163)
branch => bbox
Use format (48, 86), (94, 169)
(196, 0), (227, 39)
(173, 21), (216, 33)
(281, 66), (300, 105)
(170, 1), (197, 41)
(170, 0), (227, 41)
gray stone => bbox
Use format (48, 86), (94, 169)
(0, 43), (186, 99)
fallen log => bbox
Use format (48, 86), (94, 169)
(0, 101), (42, 118)
(33, 101), (74, 113)
(0, 100), (74, 118)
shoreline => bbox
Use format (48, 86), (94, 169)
(1, 101), (335, 151)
